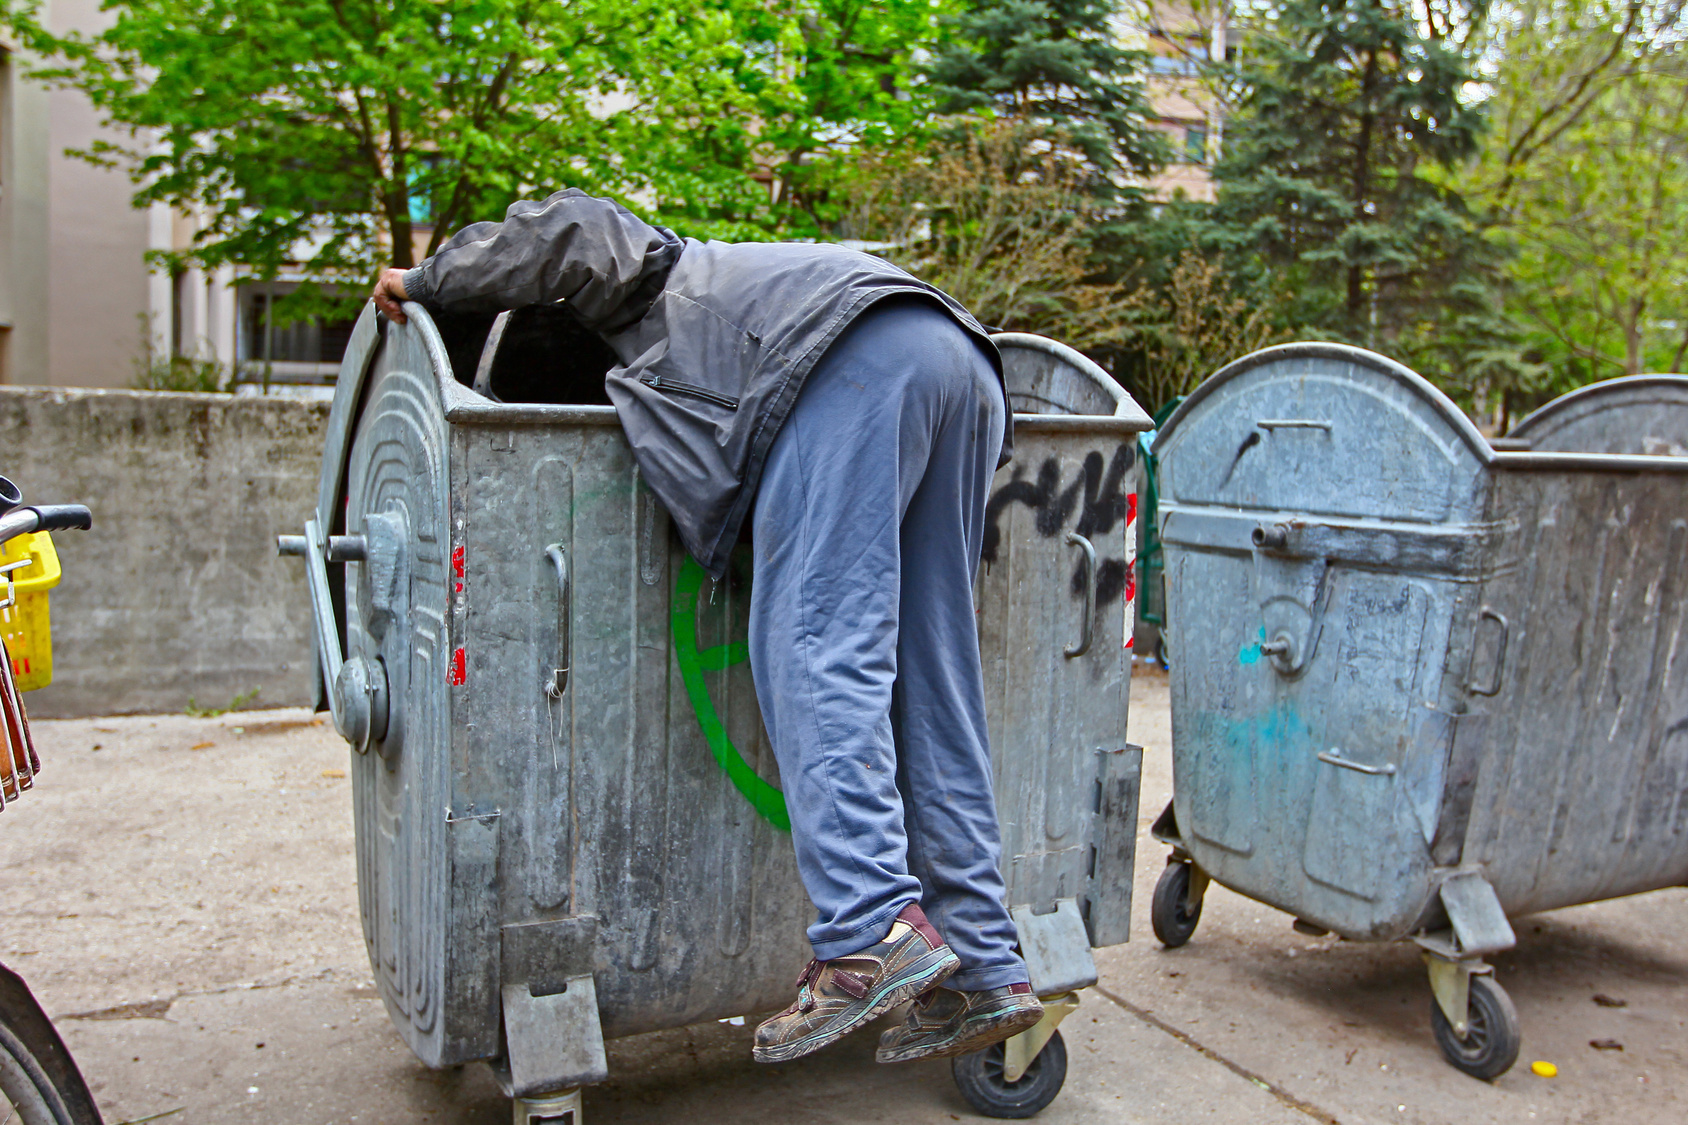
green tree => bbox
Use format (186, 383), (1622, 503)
(1499, 70), (1688, 379)
(840, 117), (1146, 347)
(0, 0), (960, 306)
(1209, 0), (1499, 367)
(926, 0), (1168, 180)
(653, 0), (963, 238)
(1461, 0), (1688, 401)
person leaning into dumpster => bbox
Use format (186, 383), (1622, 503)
(370, 188), (1040, 1064)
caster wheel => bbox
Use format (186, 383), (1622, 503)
(1153, 634), (1169, 671)
(951, 1030), (1067, 1119)
(1430, 974), (1520, 1080)
(1151, 862), (1202, 948)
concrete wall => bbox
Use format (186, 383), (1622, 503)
(0, 387), (328, 717)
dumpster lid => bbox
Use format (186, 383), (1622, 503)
(992, 333), (1152, 433)
(1153, 342), (1494, 524)
(1508, 374), (1688, 457)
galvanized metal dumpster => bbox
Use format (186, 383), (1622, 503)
(280, 303), (1151, 1120)
(1148, 345), (1688, 1080)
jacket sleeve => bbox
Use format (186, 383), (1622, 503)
(400, 189), (682, 333)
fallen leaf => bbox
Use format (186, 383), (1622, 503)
(1592, 993), (1628, 1008)
(1590, 1039), (1624, 1051)
(322, 768), (346, 779)
(189, 741), (215, 751)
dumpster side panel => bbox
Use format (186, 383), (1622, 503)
(1461, 465), (1688, 915)
(343, 330), (479, 1067)
(459, 421), (812, 1042)
(1165, 542), (1460, 938)
(977, 427), (1136, 940)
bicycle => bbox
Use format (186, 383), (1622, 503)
(0, 479), (101, 1125)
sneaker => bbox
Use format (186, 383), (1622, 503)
(752, 903), (960, 1064)
(875, 982), (1044, 1063)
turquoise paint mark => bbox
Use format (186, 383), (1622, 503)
(672, 556), (791, 831)
(1238, 626), (1267, 665)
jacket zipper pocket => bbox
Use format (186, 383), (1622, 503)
(645, 376), (739, 410)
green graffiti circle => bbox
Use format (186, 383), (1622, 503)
(671, 556), (790, 831)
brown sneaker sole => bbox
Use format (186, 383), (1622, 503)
(876, 998), (1045, 1063)
(752, 945), (960, 1064)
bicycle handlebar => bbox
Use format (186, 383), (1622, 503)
(0, 505), (93, 545)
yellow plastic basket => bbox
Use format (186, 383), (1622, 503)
(0, 531), (61, 692)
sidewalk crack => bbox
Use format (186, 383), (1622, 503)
(1093, 984), (1342, 1125)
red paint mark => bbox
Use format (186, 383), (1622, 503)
(1126, 636), (1135, 649)
(452, 545), (465, 577)
(448, 647), (467, 686)
(455, 582), (463, 593)
(1124, 570), (1137, 602)
(1127, 492), (1139, 523)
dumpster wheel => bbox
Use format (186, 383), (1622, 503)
(952, 1029), (1067, 1118)
(1429, 974), (1520, 1080)
(1151, 861), (1204, 948)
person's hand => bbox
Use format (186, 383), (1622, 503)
(372, 267), (410, 324)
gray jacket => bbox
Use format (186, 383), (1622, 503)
(403, 189), (1008, 577)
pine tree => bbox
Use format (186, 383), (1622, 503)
(1211, 0), (1502, 365)
(926, 0), (1167, 179)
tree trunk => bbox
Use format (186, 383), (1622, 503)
(385, 100), (414, 269)
(1347, 49), (1379, 326)
(1624, 295), (1644, 375)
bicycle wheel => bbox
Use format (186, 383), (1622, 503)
(0, 967), (101, 1124)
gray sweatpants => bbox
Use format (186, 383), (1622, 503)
(748, 298), (1027, 991)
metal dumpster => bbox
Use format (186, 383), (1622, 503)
(280, 303), (1151, 1120)
(1147, 344), (1688, 1080)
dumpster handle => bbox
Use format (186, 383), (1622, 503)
(544, 544), (570, 697)
(1467, 607), (1509, 697)
(1257, 419), (1333, 431)
(1063, 532), (1096, 658)
(282, 518), (387, 752)
(1318, 748), (1397, 776)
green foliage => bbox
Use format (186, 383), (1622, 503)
(652, 0), (962, 238)
(840, 116), (1146, 348)
(1120, 242), (1288, 412)
(186, 687), (261, 717)
(1211, 0), (1497, 363)
(1502, 72), (1688, 381)
(132, 355), (231, 394)
(927, 0), (1168, 181)
(1461, 0), (1688, 406)
(2, 0), (960, 300)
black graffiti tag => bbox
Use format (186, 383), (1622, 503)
(982, 443), (1136, 607)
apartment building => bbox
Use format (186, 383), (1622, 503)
(1, 2), (163, 388)
(2, 1), (345, 391)
(1127, 3), (1228, 203)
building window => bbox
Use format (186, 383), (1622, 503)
(237, 282), (358, 382)
(1149, 55), (1199, 77)
(1185, 126), (1208, 164)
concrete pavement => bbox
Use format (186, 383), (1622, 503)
(0, 669), (1681, 1123)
